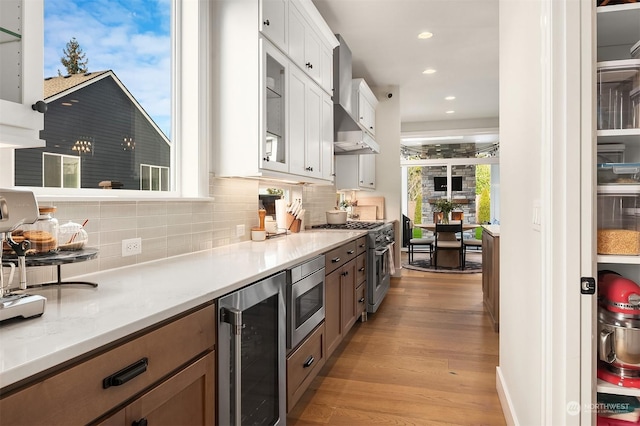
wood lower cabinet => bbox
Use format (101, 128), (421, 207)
(356, 253), (367, 320)
(481, 227), (500, 332)
(324, 239), (360, 358)
(0, 304), (216, 425)
(286, 323), (325, 412)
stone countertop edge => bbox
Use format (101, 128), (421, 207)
(0, 230), (367, 390)
(482, 225), (500, 236)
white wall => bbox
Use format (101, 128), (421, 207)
(498, 0), (544, 423)
(498, 1), (586, 425)
(371, 85), (402, 274)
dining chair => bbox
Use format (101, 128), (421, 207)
(433, 222), (464, 270)
(403, 215), (434, 264)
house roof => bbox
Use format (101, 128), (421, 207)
(44, 71), (110, 99)
(43, 70), (171, 145)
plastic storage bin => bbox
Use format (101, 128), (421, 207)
(597, 163), (640, 184)
(597, 186), (640, 255)
(597, 59), (640, 130)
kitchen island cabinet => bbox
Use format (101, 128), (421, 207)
(481, 225), (500, 332)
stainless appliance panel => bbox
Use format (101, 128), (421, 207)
(288, 267), (325, 350)
(218, 271), (286, 426)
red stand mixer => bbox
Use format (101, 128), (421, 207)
(598, 270), (640, 388)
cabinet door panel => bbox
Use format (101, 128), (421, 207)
(288, 5), (305, 68)
(340, 260), (357, 334)
(304, 28), (322, 82)
(289, 66), (306, 174)
(305, 82), (322, 177)
(325, 268), (342, 358)
(321, 93), (334, 181)
(127, 352), (215, 426)
(260, 0), (287, 51)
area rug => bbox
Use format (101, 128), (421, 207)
(402, 252), (482, 274)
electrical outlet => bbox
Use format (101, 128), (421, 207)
(122, 237), (142, 256)
(236, 224), (245, 237)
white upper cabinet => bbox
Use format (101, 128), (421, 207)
(0, 0), (45, 148)
(352, 78), (378, 136)
(212, 0), (337, 184)
(335, 154), (375, 191)
(289, 65), (332, 181)
(259, 0), (287, 52)
(288, 0), (334, 94)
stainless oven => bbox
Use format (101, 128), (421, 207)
(286, 255), (325, 351)
(367, 223), (394, 313)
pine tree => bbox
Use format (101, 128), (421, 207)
(58, 37), (89, 76)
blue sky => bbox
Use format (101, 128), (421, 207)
(44, 0), (172, 137)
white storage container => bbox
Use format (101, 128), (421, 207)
(597, 185), (640, 255)
(597, 59), (640, 130)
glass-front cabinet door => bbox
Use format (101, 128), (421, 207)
(0, 0), (45, 148)
(261, 39), (288, 173)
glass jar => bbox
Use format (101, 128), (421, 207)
(22, 206), (59, 254)
(58, 221), (88, 250)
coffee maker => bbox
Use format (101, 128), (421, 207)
(0, 189), (46, 322)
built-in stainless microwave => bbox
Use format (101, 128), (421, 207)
(287, 255), (325, 350)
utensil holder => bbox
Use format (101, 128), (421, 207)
(286, 213), (301, 233)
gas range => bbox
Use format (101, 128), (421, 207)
(312, 221), (394, 249)
(312, 221), (385, 230)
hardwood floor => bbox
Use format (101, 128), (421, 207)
(287, 263), (505, 426)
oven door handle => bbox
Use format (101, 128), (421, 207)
(375, 247), (389, 257)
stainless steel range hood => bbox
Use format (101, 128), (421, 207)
(333, 35), (379, 155)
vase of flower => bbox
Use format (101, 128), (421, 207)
(433, 198), (460, 224)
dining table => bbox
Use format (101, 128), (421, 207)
(416, 222), (480, 268)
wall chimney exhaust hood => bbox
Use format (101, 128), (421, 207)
(332, 35), (379, 155)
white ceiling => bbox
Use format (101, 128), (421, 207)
(312, 0), (499, 139)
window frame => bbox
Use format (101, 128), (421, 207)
(0, 0), (211, 201)
(42, 152), (81, 189)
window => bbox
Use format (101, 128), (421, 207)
(2, 0), (209, 197)
(43, 152), (80, 188)
(140, 164), (169, 191)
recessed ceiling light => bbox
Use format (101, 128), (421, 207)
(446, 110), (455, 114)
(418, 32), (433, 39)
(422, 68), (436, 75)
(445, 96), (456, 101)
(61, 102), (73, 106)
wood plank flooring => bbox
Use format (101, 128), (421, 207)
(287, 263), (505, 426)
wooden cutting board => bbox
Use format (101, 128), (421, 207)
(353, 205), (377, 221)
(356, 197), (385, 220)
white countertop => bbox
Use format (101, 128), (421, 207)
(482, 225), (500, 236)
(0, 230), (366, 389)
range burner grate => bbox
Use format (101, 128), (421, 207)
(312, 222), (383, 230)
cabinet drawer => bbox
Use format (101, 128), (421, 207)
(356, 253), (366, 285)
(0, 304), (216, 425)
(356, 283), (366, 318)
(324, 240), (357, 273)
(287, 322), (325, 412)
(356, 236), (367, 255)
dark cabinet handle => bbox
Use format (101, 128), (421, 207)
(370, 126), (374, 130)
(341, 271), (349, 277)
(305, 62), (313, 69)
(31, 100), (47, 114)
(264, 19), (270, 26)
(347, 250), (355, 255)
(359, 244), (365, 248)
(263, 157), (269, 162)
(359, 297), (365, 303)
(332, 257), (340, 263)
(303, 356), (315, 368)
(132, 419), (148, 426)
(103, 358), (148, 389)
(305, 166), (313, 171)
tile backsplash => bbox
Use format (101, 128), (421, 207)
(3, 175), (337, 286)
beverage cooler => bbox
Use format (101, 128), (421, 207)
(218, 272), (286, 426)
